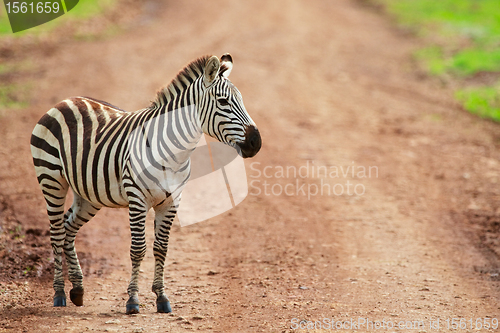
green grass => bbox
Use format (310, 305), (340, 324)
(0, 13), (12, 34)
(0, 59), (36, 111)
(0, 0), (117, 35)
(415, 46), (500, 77)
(381, 0), (500, 122)
(0, 0), (119, 112)
(456, 86), (500, 120)
(451, 48), (500, 76)
(385, 0), (500, 44)
(414, 46), (447, 76)
(0, 83), (31, 110)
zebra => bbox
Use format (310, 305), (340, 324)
(30, 54), (261, 314)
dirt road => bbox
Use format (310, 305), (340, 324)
(1, 0), (500, 332)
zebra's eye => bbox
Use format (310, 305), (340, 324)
(217, 98), (230, 106)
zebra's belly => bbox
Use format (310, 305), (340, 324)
(128, 164), (191, 208)
(67, 173), (129, 208)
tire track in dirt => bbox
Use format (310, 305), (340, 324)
(0, 0), (499, 332)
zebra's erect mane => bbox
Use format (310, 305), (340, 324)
(153, 55), (211, 108)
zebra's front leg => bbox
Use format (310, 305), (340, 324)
(152, 202), (176, 313)
(126, 203), (148, 315)
(63, 197), (100, 306)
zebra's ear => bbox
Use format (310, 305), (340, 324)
(220, 53), (233, 78)
(204, 56), (220, 87)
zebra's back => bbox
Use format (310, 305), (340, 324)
(30, 96), (133, 208)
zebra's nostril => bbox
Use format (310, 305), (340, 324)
(244, 127), (261, 155)
(250, 135), (257, 148)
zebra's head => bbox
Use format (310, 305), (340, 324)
(199, 54), (261, 159)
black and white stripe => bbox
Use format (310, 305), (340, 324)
(30, 54), (261, 314)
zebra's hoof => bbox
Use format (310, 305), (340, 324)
(126, 303), (140, 315)
(70, 287), (84, 306)
(157, 300), (172, 313)
(126, 296), (140, 315)
(53, 291), (67, 307)
(156, 295), (172, 313)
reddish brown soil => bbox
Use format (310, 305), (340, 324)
(1, 0), (500, 332)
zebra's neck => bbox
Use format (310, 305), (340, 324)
(130, 56), (209, 171)
(152, 56), (209, 109)
(137, 103), (202, 168)
(126, 100), (202, 199)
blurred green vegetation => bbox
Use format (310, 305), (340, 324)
(0, 0), (117, 35)
(0, 60), (34, 111)
(0, 83), (31, 110)
(381, 0), (500, 122)
(0, 0), (118, 111)
(0, 9), (11, 34)
(456, 85), (500, 121)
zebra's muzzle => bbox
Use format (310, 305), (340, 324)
(237, 125), (261, 158)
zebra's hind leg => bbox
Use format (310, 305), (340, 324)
(38, 175), (69, 306)
(152, 202), (176, 313)
(63, 195), (100, 306)
(126, 201), (148, 315)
